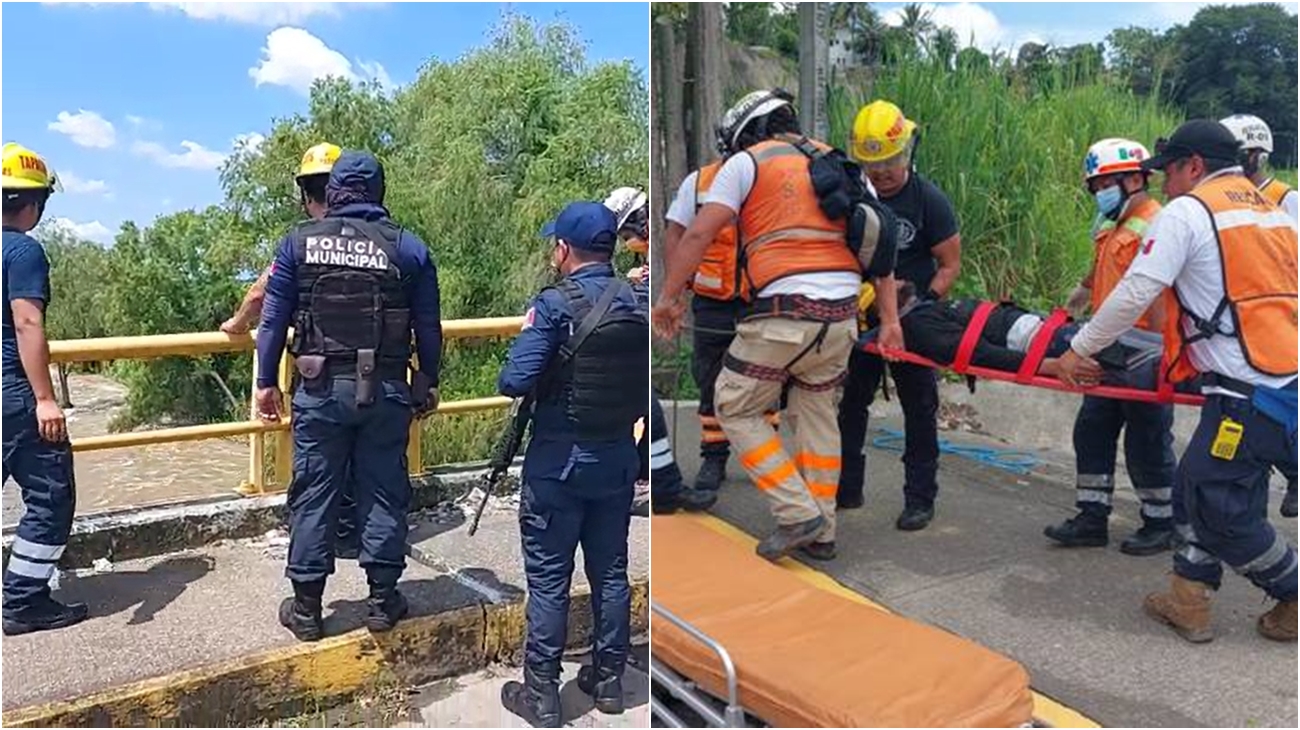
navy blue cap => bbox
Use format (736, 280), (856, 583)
(540, 201), (618, 253)
(327, 150), (386, 206)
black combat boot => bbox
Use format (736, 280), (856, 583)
(2, 595), (90, 636)
(501, 663), (562, 727)
(365, 583), (409, 633)
(577, 659), (624, 714)
(1120, 523), (1175, 556)
(695, 456), (727, 492)
(1044, 511), (1109, 548)
(279, 580), (325, 642)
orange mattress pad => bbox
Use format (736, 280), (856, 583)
(651, 516), (1035, 727)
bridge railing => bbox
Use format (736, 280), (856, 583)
(49, 317), (524, 495)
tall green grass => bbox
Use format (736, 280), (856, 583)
(829, 61), (1184, 308)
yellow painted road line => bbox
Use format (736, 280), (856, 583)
(688, 513), (1101, 728)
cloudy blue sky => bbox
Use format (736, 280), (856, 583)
(3, 1), (649, 244)
(873, 1), (1297, 51)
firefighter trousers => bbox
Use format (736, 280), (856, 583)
(714, 317), (856, 543)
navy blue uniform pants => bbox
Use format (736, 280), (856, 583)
(837, 350), (941, 510)
(2, 377), (77, 613)
(1173, 393), (1297, 602)
(648, 395), (683, 501)
(287, 377), (412, 587)
(519, 438), (636, 671)
(1073, 394), (1176, 528)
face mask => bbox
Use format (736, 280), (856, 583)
(1094, 185), (1124, 219)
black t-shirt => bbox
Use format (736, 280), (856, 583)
(878, 172), (959, 291)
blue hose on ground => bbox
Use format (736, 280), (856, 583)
(869, 428), (1040, 475)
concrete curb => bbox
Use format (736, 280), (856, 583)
(2, 460), (520, 570)
(2, 577), (648, 728)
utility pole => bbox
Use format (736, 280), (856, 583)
(798, 2), (830, 142)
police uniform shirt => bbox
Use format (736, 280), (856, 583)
(704, 151), (862, 301)
(1127, 167), (1297, 392)
(2, 230), (51, 380)
(877, 171), (959, 292)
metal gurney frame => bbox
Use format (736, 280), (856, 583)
(649, 600), (748, 728)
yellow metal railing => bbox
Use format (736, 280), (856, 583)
(52, 317), (524, 495)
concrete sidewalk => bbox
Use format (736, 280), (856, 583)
(2, 507), (649, 726)
(663, 401), (1297, 728)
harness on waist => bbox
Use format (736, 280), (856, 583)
(538, 278), (648, 440)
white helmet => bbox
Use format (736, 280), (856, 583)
(602, 186), (647, 231)
(1220, 114), (1273, 153)
(1083, 138), (1151, 182)
(716, 89), (795, 154)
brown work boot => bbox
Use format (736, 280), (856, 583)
(755, 516), (826, 562)
(1257, 600), (1297, 642)
(1143, 574), (1214, 643)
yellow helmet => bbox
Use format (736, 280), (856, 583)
(296, 142), (342, 180)
(849, 100), (918, 164)
(2, 143), (61, 192)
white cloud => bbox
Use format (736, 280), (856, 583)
(47, 110), (117, 148)
(233, 132), (267, 154)
(132, 140), (228, 170)
(145, 2), (346, 26)
(125, 114), (145, 126)
(132, 132), (266, 170)
(249, 27), (392, 95)
(48, 217), (114, 244)
(58, 171), (109, 195)
(884, 2), (1003, 50)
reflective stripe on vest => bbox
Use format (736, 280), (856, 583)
(692, 161), (747, 301)
(1164, 175), (1299, 381)
(1261, 178), (1293, 208)
(1091, 197), (1168, 332)
(738, 137), (858, 292)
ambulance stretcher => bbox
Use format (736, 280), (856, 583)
(650, 516), (1037, 728)
(863, 303), (1206, 407)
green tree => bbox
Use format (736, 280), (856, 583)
(1171, 3), (1298, 165)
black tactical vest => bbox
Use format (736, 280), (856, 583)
(288, 217), (411, 373)
(540, 278), (649, 440)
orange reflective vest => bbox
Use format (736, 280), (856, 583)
(691, 162), (747, 301)
(1091, 197), (1169, 332)
(1260, 178), (1293, 209)
(738, 137), (859, 292)
(1163, 174), (1299, 382)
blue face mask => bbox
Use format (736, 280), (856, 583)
(1094, 185), (1124, 219)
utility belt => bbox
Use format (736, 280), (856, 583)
(741, 294), (857, 324)
(294, 349), (409, 406)
(1202, 372), (1298, 439)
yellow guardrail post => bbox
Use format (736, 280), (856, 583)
(406, 354), (422, 475)
(273, 350), (295, 492)
(238, 353), (266, 496)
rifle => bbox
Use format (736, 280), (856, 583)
(468, 394), (534, 536)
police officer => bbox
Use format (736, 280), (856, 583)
(498, 202), (647, 726)
(223, 142), (362, 559)
(654, 90), (900, 562)
(1220, 114), (1298, 519)
(2, 143), (88, 636)
(837, 100), (960, 531)
(1058, 120), (1298, 643)
(255, 150), (442, 642)
(1045, 139), (1177, 556)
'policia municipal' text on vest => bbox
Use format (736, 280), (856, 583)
(289, 217), (412, 377)
(538, 279), (648, 440)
